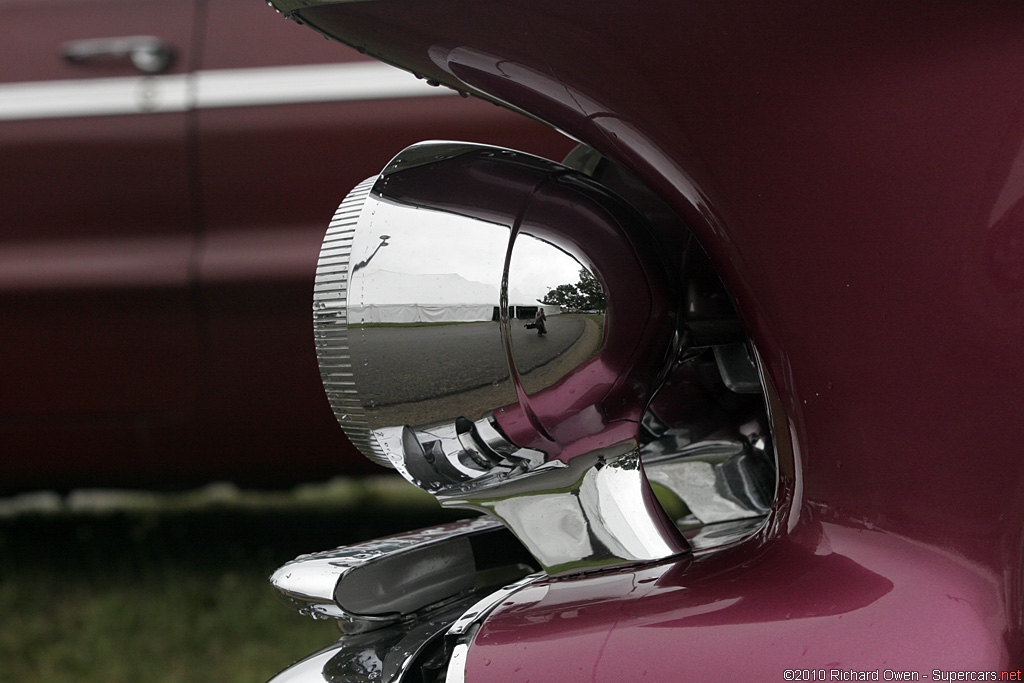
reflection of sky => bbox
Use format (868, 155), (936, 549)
(510, 233), (587, 302)
(356, 203), (584, 302)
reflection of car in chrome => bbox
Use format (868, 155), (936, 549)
(264, 1), (1024, 681)
(0, 0), (568, 491)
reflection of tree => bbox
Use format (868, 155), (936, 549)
(541, 268), (606, 311)
(576, 269), (605, 310)
(542, 283), (582, 309)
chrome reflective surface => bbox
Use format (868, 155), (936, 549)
(441, 440), (683, 575)
(266, 643), (340, 683)
(61, 35), (176, 74)
(442, 572), (544, 683)
(314, 149), (599, 467)
(270, 516), (531, 633)
(639, 342), (779, 553)
(646, 439), (770, 523)
(286, 141), (781, 682)
(315, 177), (386, 465)
(315, 161), (604, 458)
(379, 414), (548, 494)
(314, 141), (689, 575)
(265, 580), (546, 683)
(267, 539), (544, 683)
(266, 597), (474, 683)
(506, 233), (605, 397)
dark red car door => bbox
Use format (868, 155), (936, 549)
(0, 0), (200, 486)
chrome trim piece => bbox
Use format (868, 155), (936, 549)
(686, 516), (768, 552)
(443, 572), (545, 683)
(314, 177), (387, 466)
(266, 598), (473, 683)
(270, 516), (510, 633)
(195, 62), (449, 110)
(62, 36), (176, 75)
(0, 74), (190, 121)
(0, 61), (451, 122)
(385, 415), (549, 495)
(644, 438), (771, 524)
(441, 441), (686, 575)
(638, 342), (778, 553)
(266, 642), (342, 683)
(445, 571), (543, 640)
(266, 573), (544, 683)
(444, 644), (468, 683)
(713, 343), (762, 394)
(267, 513), (544, 683)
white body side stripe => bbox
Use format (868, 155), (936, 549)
(0, 61), (452, 122)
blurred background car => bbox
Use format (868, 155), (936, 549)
(0, 0), (572, 492)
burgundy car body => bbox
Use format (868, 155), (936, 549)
(0, 0), (569, 491)
(261, 0), (1024, 679)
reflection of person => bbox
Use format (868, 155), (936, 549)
(534, 307), (547, 336)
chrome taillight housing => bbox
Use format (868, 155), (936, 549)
(314, 141), (778, 575)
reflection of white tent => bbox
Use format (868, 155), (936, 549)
(349, 270), (559, 324)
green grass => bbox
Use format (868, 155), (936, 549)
(0, 479), (468, 683)
(0, 564), (336, 683)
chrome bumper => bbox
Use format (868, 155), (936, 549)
(267, 517), (542, 683)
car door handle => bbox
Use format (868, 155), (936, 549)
(61, 36), (175, 74)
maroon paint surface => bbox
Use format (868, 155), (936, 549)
(289, 0), (1024, 673)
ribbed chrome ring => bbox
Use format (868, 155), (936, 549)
(313, 177), (392, 467)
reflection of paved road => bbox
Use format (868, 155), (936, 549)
(351, 317), (585, 406)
